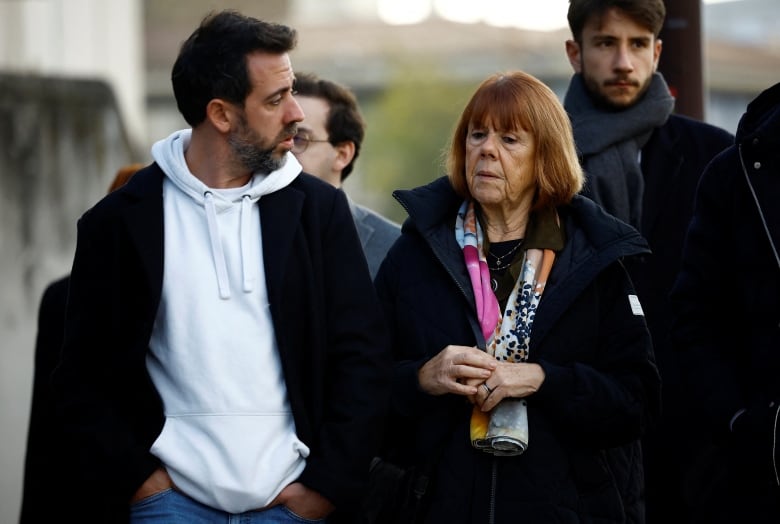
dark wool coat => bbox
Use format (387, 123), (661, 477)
(52, 164), (392, 523)
(20, 276), (72, 523)
(627, 114), (733, 522)
(635, 114), (734, 355)
(374, 177), (661, 524)
(671, 82), (780, 523)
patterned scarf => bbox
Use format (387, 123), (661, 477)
(456, 200), (556, 456)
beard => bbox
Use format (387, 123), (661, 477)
(228, 116), (296, 175)
(582, 70), (653, 111)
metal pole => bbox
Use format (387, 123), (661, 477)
(658, 0), (704, 120)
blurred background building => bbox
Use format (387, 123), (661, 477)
(1, 0), (778, 521)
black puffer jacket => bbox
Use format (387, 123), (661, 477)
(671, 82), (780, 523)
(375, 177), (661, 523)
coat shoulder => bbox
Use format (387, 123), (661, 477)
(79, 163), (163, 225)
(354, 204), (401, 234)
(658, 114), (734, 152)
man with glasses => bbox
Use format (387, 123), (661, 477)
(292, 73), (400, 278)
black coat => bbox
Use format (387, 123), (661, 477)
(374, 177), (661, 524)
(51, 163), (392, 522)
(635, 114), (734, 360)
(671, 82), (780, 523)
(20, 276), (71, 523)
(627, 114), (733, 523)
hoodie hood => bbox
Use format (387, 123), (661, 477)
(151, 129), (301, 206)
(151, 129), (301, 298)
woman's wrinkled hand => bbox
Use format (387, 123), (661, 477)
(418, 345), (497, 396)
(472, 361), (546, 411)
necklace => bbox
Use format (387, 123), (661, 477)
(487, 239), (524, 271)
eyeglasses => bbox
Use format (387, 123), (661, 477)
(291, 133), (330, 154)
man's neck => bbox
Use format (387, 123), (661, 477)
(185, 129), (252, 189)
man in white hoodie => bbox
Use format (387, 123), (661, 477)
(53, 10), (391, 523)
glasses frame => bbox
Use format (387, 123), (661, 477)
(291, 133), (330, 154)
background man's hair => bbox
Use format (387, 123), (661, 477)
(567, 0), (666, 42)
(294, 72), (365, 180)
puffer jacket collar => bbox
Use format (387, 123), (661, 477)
(393, 176), (651, 349)
(735, 82), (780, 272)
(737, 81), (780, 175)
(737, 82), (780, 178)
(736, 81), (780, 147)
(393, 177), (482, 342)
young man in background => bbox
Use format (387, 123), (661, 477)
(563, 1), (733, 521)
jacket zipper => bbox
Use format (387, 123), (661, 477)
(738, 142), (780, 271)
(738, 142), (780, 329)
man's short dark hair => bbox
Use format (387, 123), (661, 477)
(567, 0), (666, 42)
(172, 10), (297, 126)
(293, 73), (365, 181)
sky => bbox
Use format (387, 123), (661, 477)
(377, 0), (742, 30)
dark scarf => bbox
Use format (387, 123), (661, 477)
(564, 72), (675, 228)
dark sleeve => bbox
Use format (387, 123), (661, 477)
(534, 261), (661, 448)
(51, 208), (162, 513)
(373, 240), (426, 418)
(20, 277), (71, 522)
(297, 188), (393, 509)
(670, 149), (745, 431)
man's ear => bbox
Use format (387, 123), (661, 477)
(652, 38), (663, 72)
(333, 141), (356, 174)
(205, 99), (234, 134)
(565, 39), (583, 73)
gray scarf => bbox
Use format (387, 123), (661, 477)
(564, 72), (674, 228)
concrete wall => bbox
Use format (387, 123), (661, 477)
(0, 0), (145, 150)
(0, 2), (142, 519)
(0, 73), (135, 524)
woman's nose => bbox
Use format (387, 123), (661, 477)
(480, 132), (499, 157)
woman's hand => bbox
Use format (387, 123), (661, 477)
(418, 345), (497, 396)
(474, 362), (545, 411)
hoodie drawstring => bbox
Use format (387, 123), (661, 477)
(241, 194), (256, 293)
(204, 191), (231, 299)
(152, 130), (302, 301)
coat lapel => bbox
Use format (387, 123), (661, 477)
(258, 184), (305, 308)
(122, 165), (165, 305)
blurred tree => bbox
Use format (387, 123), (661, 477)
(360, 60), (475, 223)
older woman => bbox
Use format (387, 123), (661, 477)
(373, 71), (660, 523)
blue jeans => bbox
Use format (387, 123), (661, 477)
(130, 488), (328, 523)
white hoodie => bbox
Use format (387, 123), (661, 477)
(146, 129), (307, 512)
